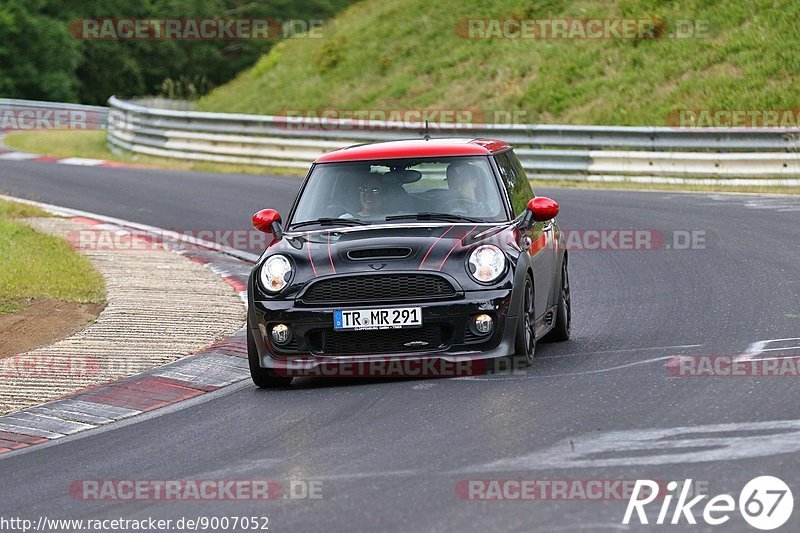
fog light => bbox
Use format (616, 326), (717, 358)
(474, 314), (494, 334)
(271, 324), (291, 345)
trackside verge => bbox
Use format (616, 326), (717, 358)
(0, 196), (257, 456)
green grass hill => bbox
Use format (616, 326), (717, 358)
(198, 0), (800, 125)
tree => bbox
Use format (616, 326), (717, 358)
(0, 0), (356, 104)
(0, 0), (79, 101)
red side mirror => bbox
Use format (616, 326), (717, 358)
(527, 197), (559, 222)
(252, 209), (282, 234)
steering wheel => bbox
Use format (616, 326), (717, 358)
(440, 195), (483, 215)
(325, 203), (352, 218)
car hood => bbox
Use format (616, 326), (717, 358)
(259, 223), (521, 291)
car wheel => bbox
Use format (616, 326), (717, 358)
(513, 275), (536, 367)
(545, 258), (571, 341)
(247, 328), (293, 388)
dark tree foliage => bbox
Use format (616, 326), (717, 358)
(0, 0), (80, 101)
(0, 0), (354, 104)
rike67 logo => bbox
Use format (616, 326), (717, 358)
(623, 476), (794, 530)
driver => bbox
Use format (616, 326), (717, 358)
(444, 161), (487, 215)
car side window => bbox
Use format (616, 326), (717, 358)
(509, 151), (534, 204)
(494, 151), (532, 216)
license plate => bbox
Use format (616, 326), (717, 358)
(334, 307), (422, 331)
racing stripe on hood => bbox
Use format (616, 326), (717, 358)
(306, 231), (338, 276)
(327, 231), (336, 274)
(306, 232), (318, 277)
(418, 225), (455, 269)
(438, 225), (478, 271)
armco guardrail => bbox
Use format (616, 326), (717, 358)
(1, 98), (108, 130)
(106, 96), (794, 185)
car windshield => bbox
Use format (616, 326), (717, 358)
(289, 156), (508, 227)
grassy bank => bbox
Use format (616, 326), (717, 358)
(198, 0), (799, 126)
(0, 199), (105, 315)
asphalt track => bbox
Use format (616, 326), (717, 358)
(1, 159), (799, 531)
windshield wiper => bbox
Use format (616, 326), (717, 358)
(289, 217), (367, 229)
(385, 212), (483, 223)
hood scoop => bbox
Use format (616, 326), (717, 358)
(346, 247), (413, 261)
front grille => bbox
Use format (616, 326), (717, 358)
(302, 274), (456, 303)
(308, 325), (452, 355)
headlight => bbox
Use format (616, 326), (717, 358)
(260, 255), (292, 292)
(468, 245), (506, 283)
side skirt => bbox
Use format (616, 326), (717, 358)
(534, 305), (559, 340)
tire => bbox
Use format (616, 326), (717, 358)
(247, 328), (293, 388)
(545, 257), (571, 342)
(513, 275), (536, 367)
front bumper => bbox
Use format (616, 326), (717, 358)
(249, 288), (517, 377)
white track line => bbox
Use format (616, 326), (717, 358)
(56, 157), (105, 166)
(743, 337), (800, 359)
(0, 152), (40, 161)
(538, 343), (702, 359)
(455, 356), (672, 381)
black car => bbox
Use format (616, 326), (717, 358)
(247, 138), (570, 387)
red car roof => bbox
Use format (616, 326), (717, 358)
(314, 138), (512, 163)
